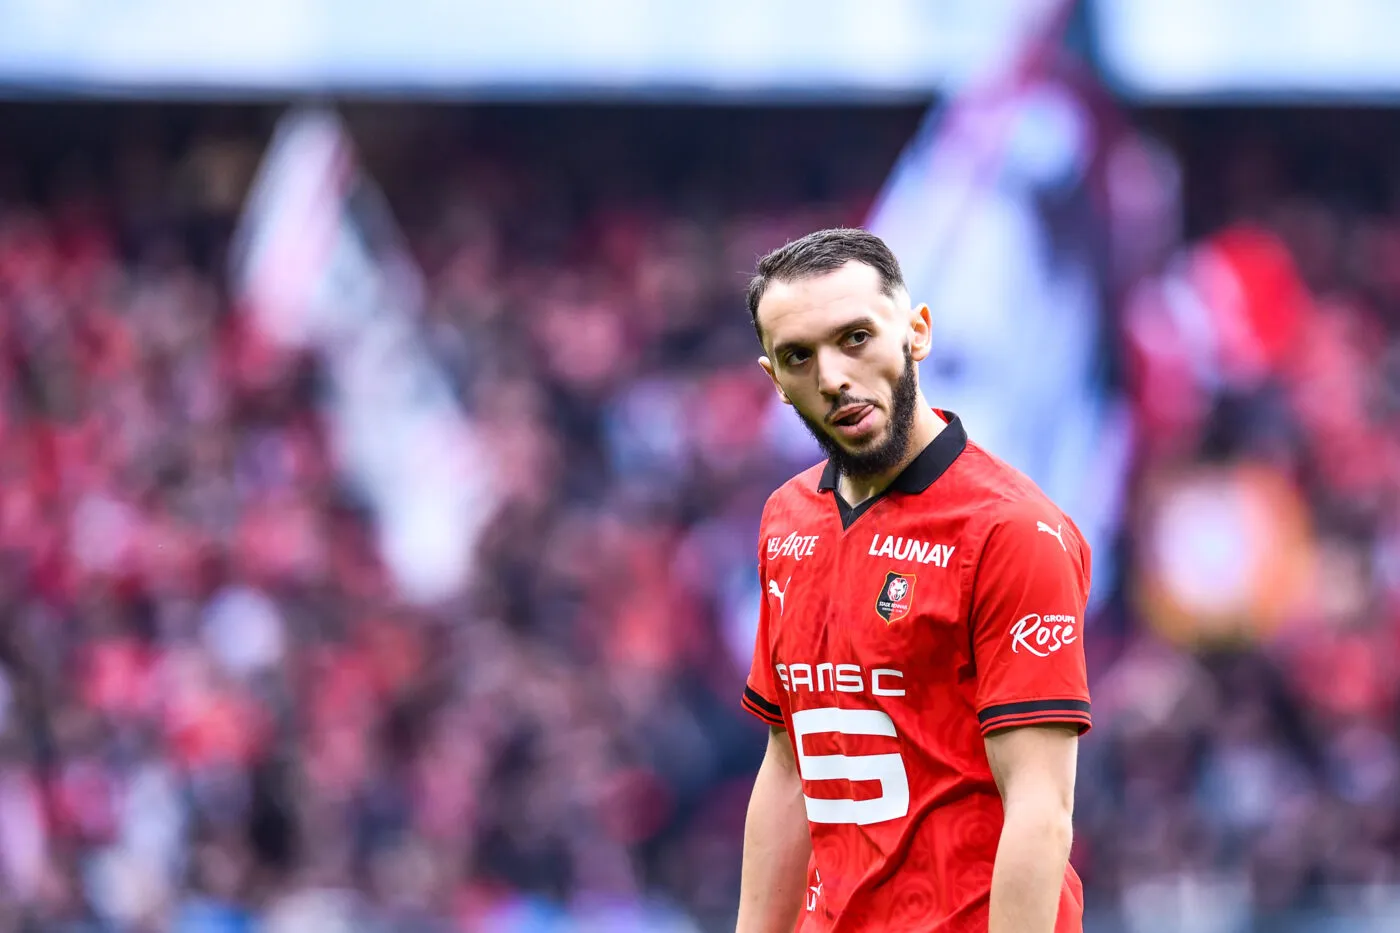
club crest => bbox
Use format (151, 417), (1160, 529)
(876, 571), (916, 624)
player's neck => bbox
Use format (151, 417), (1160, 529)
(837, 403), (946, 507)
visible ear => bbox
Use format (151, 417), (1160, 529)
(908, 304), (933, 363)
(758, 356), (792, 406)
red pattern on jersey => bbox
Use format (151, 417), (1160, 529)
(745, 412), (1091, 933)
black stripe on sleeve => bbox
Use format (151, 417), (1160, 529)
(742, 696), (784, 727)
(978, 698), (1091, 726)
(744, 685), (783, 719)
(980, 711), (1092, 735)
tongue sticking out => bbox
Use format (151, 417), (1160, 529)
(836, 406), (869, 426)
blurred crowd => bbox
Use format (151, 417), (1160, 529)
(2, 102), (1400, 933)
(1081, 110), (1400, 932)
(0, 105), (913, 933)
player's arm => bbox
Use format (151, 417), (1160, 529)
(985, 723), (1078, 933)
(735, 725), (811, 933)
(969, 503), (1093, 933)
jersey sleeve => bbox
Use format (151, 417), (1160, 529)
(969, 503), (1092, 736)
(741, 551), (786, 729)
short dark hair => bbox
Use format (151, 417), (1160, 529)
(746, 228), (906, 345)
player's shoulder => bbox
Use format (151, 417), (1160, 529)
(757, 462), (828, 561)
(760, 461), (827, 522)
(957, 441), (1081, 544)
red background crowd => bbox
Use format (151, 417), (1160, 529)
(0, 103), (1398, 932)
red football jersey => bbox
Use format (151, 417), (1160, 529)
(743, 411), (1091, 933)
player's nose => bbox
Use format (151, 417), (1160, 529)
(815, 347), (852, 399)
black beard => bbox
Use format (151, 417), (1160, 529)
(798, 347), (919, 481)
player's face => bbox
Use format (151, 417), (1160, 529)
(757, 261), (931, 478)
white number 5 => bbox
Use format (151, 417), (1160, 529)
(790, 707), (909, 825)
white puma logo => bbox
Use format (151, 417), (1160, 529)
(1037, 521), (1067, 552)
(767, 577), (791, 615)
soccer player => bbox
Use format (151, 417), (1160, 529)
(735, 229), (1092, 933)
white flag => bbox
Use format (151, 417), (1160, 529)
(230, 108), (494, 605)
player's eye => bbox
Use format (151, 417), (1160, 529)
(784, 349), (811, 367)
(845, 330), (871, 348)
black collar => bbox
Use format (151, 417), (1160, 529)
(818, 410), (967, 496)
